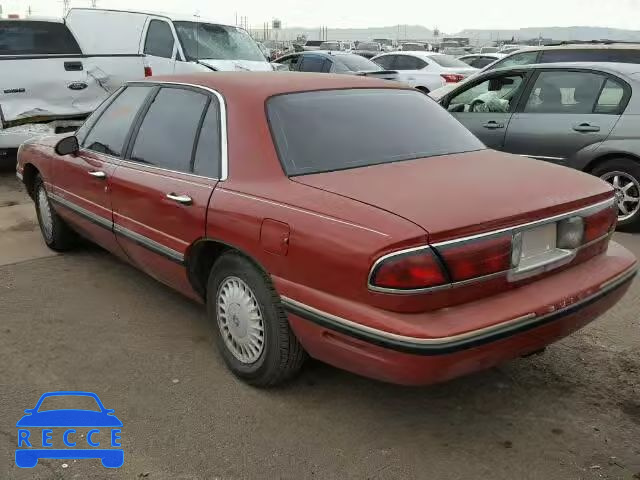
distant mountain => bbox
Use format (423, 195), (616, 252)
(274, 25), (434, 42)
(272, 25), (640, 44)
(456, 27), (640, 43)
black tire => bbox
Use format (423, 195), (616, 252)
(206, 252), (306, 387)
(591, 158), (640, 232)
(33, 175), (77, 251)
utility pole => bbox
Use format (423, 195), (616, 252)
(91, 0), (98, 7)
(63, 0), (70, 16)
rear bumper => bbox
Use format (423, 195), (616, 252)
(282, 242), (636, 385)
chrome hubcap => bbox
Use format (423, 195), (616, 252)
(37, 186), (54, 241)
(600, 171), (640, 221)
(216, 277), (264, 364)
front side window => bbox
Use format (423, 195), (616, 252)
(523, 71), (606, 114)
(130, 88), (208, 172)
(83, 86), (153, 157)
(490, 51), (538, 70)
(0, 21), (81, 55)
(174, 22), (265, 62)
(277, 55), (301, 71)
(393, 55), (427, 70)
(447, 74), (524, 113)
(373, 55), (395, 69)
(267, 89), (485, 176)
(144, 20), (174, 58)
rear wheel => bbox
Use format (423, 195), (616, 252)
(592, 158), (640, 232)
(34, 175), (77, 251)
(206, 252), (306, 387)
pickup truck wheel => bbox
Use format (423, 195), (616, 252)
(592, 159), (640, 232)
(206, 252), (306, 387)
(34, 175), (77, 251)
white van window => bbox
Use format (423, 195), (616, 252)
(173, 22), (264, 62)
(144, 20), (174, 59)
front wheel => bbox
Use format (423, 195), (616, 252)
(206, 252), (306, 387)
(33, 175), (77, 251)
(592, 159), (640, 232)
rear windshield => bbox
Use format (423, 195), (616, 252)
(428, 54), (471, 68)
(0, 21), (81, 55)
(540, 48), (640, 64)
(267, 89), (485, 176)
(359, 43), (379, 50)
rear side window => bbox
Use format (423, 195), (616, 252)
(144, 20), (174, 58)
(130, 87), (208, 173)
(267, 89), (485, 176)
(299, 55), (329, 72)
(595, 79), (626, 114)
(83, 86), (152, 157)
(193, 102), (222, 178)
(0, 21), (81, 55)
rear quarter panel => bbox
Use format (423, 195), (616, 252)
(576, 114), (640, 171)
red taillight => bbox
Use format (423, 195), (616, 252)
(437, 234), (512, 282)
(583, 203), (617, 243)
(441, 73), (465, 83)
(370, 248), (447, 290)
(144, 66), (153, 77)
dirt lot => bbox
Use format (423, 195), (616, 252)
(0, 169), (638, 480)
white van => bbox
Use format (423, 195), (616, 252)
(66, 8), (273, 75)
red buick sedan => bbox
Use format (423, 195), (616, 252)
(17, 73), (637, 386)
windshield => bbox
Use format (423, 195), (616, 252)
(336, 54), (380, 71)
(428, 54), (472, 68)
(359, 42), (379, 50)
(173, 21), (265, 62)
(268, 89), (484, 176)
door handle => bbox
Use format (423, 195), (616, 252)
(88, 171), (106, 179)
(166, 193), (193, 205)
(572, 123), (600, 133)
(482, 121), (505, 129)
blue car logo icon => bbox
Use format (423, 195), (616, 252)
(16, 391), (123, 468)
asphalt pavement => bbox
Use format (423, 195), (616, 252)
(0, 170), (638, 480)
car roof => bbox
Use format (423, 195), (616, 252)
(67, 7), (232, 27)
(488, 61), (640, 78)
(504, 43), (640, 53)
(143, 72), (407, 99)
(377, 51), (437, 59)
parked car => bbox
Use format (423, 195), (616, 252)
(66, 8), (273, 74)
(400, 42), (427, 51)
(274, 51), (396, 79)
(17, 73), (636, 386)
(430, 44), (640, 101)
(353, 41), (383, 58)
(372, 52), (477, 92)
(458, 53), (506, 69)
(499, 44), (522, 54)
(437, 62), (640, 229)
(480, 46), (500, 54)
(318, 41), (343, 51)
(0, 17), (148, 158)
(302, 40), (324, 51)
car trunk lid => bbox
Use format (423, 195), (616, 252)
(291, 150), (613, 242)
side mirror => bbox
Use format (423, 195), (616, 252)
(271, 62), (289, 72)
(55, 135), (79, 156)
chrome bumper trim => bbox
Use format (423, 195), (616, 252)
(283, 265), (636, 355)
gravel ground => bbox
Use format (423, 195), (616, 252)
(0, 170), (638, 480)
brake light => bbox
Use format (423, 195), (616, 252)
(370, 248), (447, 290)
(441, 74), (465, 83)
(437, 234), (512, 282)
(583, 203), (617, 243)
(144, 66), (153, 77)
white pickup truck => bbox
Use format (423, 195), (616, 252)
(0, 9), (272, 158)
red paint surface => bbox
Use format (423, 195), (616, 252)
(16, 73), (637, 385)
